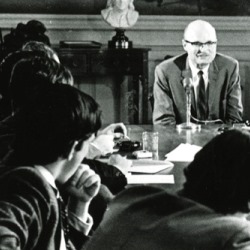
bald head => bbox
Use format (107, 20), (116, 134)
(184, 20), (217, 42)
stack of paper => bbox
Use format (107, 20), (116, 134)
(165, 143), (202, 162)
(129, 159), (174, 174)
(126, 174), (174, 184)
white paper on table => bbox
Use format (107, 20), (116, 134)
(165, 143), (202, 162)
(129, 159), (174, 173)
(126, 174), (174, 184)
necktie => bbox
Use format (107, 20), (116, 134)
(57, 196), (71, 250)
(197, 71), (208, 120)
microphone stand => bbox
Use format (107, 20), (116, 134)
(176, 78), (201, 131)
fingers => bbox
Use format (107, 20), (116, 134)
(71, 164), (99, 189)
(83, 174), (101, 198)
(100, 123), (128, 137)
(69, 164), (89, 187)
(67, 164), (101, 201)
(116, 123), (128, 137)
(84, 173), (101, 188)
(92, 134), (115, 155)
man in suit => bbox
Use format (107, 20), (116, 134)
(85, 129), (250, 250)
(0, 84), (101, 249)
(0, 55), (128, 230)
(153, 19), (243, 125)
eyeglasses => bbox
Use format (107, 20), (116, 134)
(185, 40), (217, 48)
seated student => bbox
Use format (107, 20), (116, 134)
(0, 50), (47, 120)
(23, 41), (129, 158)
(1, 55), (128, 165)
(0, 56), (74, 160)
(0, 40), (61, 120)
(85, 129), (250, 250)
(0, 56), (129, 229)
(0, 84), (101, 249)
(0, 44), (128, 160)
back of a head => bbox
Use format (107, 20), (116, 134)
(10, 56), (73, 111)
(22, 40), (60, 63)
(0, 50), (47, 97)
(183, 129), (250, 214)
(11, 84), (102, 166)
(3, 20), (50, 57)
(0, 50), (49, 119)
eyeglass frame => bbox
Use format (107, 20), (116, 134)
(184, 40), (217, 48)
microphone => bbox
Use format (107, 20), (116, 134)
(183, 77), (192, 93)
(176, 77), (201, 131)
(183, 77), (193, 127)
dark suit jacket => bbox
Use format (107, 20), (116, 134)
(85, 186), (250, 250)
(153, 53), (243, 125)
(0, 115), (127, 231)
(0, 166), (89, 250)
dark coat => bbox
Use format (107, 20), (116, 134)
(0, 166), (89, 250)
(85, 186), (250, 250)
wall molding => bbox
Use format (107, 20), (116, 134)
(1, 14), (250, 31)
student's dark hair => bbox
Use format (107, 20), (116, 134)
(0, 50), (48, 119)
(183, 129), (250, 214)
(3, 19), (50, 56)
(22, 40), (59, 62)
(10, 56), (73, 111)
(11, 84), (102, 166)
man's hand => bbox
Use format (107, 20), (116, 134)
(65, 164), (101, 203)
(98, 123), (128, 137)
(87, 123), (128, 159)
(87, 134), (115, 159)
(64, 164), (100, 223)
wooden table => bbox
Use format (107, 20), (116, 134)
(125, 124), (221, 194)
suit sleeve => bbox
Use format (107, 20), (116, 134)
(0, 171), (52, 250)
(224, 225), (250, 250)
(225, 60), (243, 123)
(153, 65), (177, 125)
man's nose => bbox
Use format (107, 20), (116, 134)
(198, 45), (207, 52)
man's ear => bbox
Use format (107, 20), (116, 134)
(247, 201), (250, 212)
(67, 140), (79, 161)
(182, 39), (187, 52)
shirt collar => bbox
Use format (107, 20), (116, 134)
(188, 58), (209, 79)
(34, 165), (58, 195)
